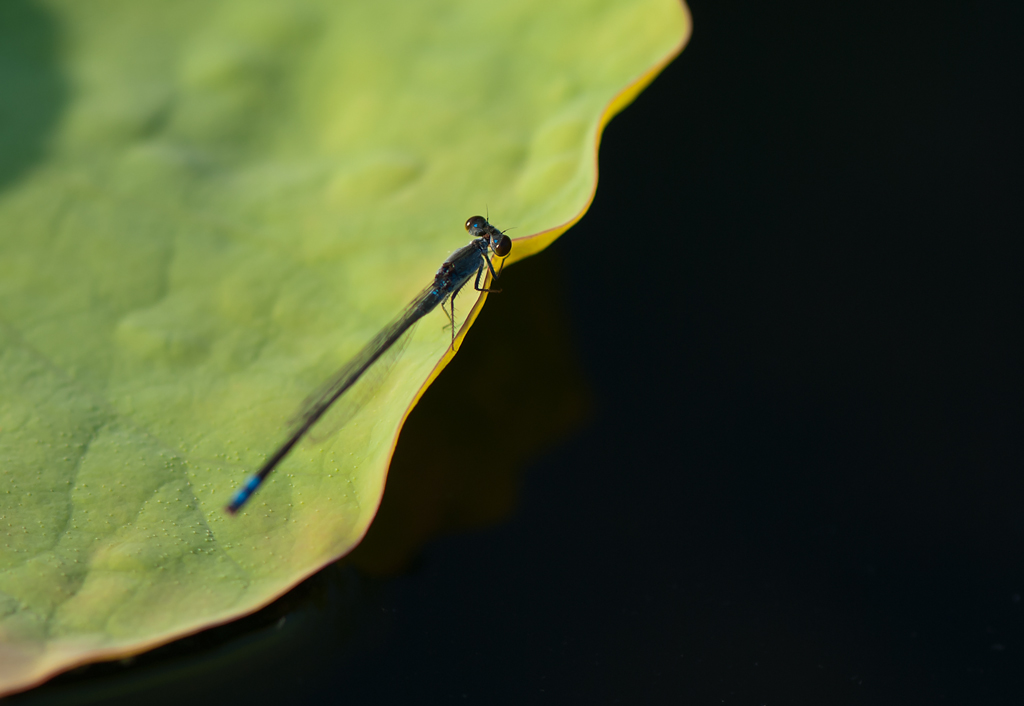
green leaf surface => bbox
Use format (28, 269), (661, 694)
(0, 0), (689, 693)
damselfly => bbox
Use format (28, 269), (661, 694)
(225, 216), (512, 514)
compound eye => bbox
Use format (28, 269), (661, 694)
(493, 234), (512, 257)
(465, 216), (486, 232)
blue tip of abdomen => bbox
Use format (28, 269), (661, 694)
(225, 475), (262, 514)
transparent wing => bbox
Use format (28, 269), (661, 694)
(301, 320), (415, 443)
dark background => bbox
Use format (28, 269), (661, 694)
(16, 0), (1024, 704)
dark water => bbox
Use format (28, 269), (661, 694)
(14, 0), (1024, 704)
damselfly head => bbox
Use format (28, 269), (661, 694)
(466, 215), (511, 257)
